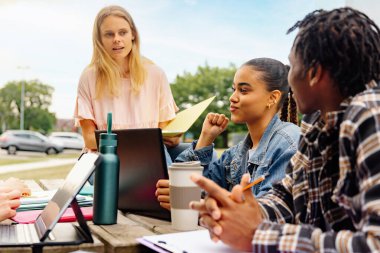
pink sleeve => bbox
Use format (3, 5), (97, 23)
(157, 68), (178, 122)
(74, 69), (96, 127)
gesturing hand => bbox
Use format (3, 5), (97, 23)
(190, 174), (263, 252)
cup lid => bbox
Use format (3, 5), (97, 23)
(169, 161), (203, 171)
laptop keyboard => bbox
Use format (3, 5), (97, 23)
(17, 224), (40, 243)
(0, 224), (39, 244)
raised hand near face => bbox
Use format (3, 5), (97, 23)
(196, 113), (229, 149)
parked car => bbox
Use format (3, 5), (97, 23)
(0, 130), (64, 155)
(49, 132), (84, 150)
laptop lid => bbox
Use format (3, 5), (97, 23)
(95, 128), (171, 220)
(35, 152), (102, 241)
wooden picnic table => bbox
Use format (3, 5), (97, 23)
(1, 179), (196, 253)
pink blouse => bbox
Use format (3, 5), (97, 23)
(74, 63), (178, 130)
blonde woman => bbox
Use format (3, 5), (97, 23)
(74, 5), (179, 152)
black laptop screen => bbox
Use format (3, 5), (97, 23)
(95, 128), (170, 220)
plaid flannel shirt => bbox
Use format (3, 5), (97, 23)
(253, 83), (380, 252)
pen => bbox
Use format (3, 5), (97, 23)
(242, 173), (269, 191)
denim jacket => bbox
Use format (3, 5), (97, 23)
(176, 114), (300, 197)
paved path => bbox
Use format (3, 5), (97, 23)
(0, 158), (77, 174)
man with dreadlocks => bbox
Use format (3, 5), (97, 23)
(189, 7), (380, 252)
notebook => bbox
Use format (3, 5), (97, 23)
(12, 207), (93, 224)
(95, 128), (171, 220)
(0, 152), (101, 247)
(162, 96), (215, 137)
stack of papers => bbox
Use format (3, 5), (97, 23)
(12, 206), (93, 224)
(18, 190), (93, 212)
(137, 230), (242, 253)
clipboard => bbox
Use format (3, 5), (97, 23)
(162, 96), (215, 137)
(137, 230), (240, 253)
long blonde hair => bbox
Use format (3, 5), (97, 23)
(90, 5), (146, 98)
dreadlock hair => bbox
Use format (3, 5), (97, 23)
(287, 7), (380, 97)
(243, 58), (298, 125)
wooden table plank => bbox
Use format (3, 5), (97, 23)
(0, 247), (31, 253)
(90, 212), (156, 253)
(126, 213), (205, 234)
(39, 179), (64, 190)
(40, 236), (104, 253)
(24, 180), (44, 192)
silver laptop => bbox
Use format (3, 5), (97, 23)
(0, 152), (101, 247)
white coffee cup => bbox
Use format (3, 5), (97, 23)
(168, 161), (203, 231)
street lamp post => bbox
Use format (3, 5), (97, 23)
(20, 81), (25, 130)
(17, 66), (30, 130)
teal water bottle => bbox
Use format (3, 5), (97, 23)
(93, 112), (119, 225)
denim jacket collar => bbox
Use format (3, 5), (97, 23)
(229, 114), (283, 184)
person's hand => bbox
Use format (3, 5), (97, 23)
(155, 179), (171, 210)
(0, 177), (31, 197)
(163, 135), (181, 148)
(190, 174), (263, 252)
(0, 188), (21, 221)
(196, 113), (229, 149)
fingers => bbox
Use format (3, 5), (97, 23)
(230, 185), (244, 203)
(159, 202), (171, 210)
(207, 113), (228, 126)
(0, 207), (17, 221)
(0, 189), (21, 201)
(220, 117), (229, 130)
(1, 178), (31, 196)
(155, 184), (170, 197)
(199, 214), (223, 242)
(0, 189), (21, 221)
(7, 190), (22, 200)
(190, 174), (231, 207)
(189, 200), (207, 213)
(204, 197), (222, 220)
(241, 174), (256, 203)
(155, 179), (171, 210)
(157, 195), (170, 203)
(156, 179), (169, 188)
(8, 198), (21, 209)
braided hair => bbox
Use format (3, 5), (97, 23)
(244, 58), (298, 125)
(287, 7), (380, 97)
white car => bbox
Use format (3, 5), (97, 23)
(49, 132), (84, 150)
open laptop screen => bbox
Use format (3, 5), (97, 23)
(36, 153), (101, 240)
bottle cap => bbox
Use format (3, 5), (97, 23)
(99, 112), (117, 147)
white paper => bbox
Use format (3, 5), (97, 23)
(138, 230), (246, 253)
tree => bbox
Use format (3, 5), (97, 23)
(171, 64), (246, 148)
(0, 80), (56, 133)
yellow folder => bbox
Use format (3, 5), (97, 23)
(162, 96), (216, 137)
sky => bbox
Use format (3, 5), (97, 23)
(0, 0), (379, 119)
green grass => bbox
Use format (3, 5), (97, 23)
(0, 164), (73, 181)
(0, 152), (80, 166)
